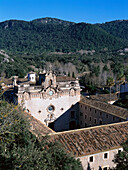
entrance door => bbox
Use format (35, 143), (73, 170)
(69, 121), (76, 130)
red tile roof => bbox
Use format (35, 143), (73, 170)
(90, 94), (118, 102)
(56, 76), (76, 82)
(50, 121), (128, 157)
(24, 112), (54, 136)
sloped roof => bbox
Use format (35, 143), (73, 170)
(90, 93), (118, 102)
(24, 112), (54, 136)
(0, 78), (13, 85)
(50, 121), (128, 157)
(56, 76), (76, 82)
(80, 97), (128, 119)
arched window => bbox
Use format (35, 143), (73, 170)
(49, 79), (53, 86)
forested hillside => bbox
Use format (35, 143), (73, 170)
(0, 18), (127, 54)
(97, 20), (128, 40)
(0, 17), (128, 87)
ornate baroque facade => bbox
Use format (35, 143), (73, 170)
(14, 71), (81, 130)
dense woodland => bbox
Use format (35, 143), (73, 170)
(1, 17), (128, 87)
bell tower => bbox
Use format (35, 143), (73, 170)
(44, 64), (56, 88)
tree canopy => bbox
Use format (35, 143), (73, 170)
(112, 138), (128, 170)
(0, 100), (82, 170)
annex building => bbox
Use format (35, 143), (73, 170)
(50, 121), (128, 170)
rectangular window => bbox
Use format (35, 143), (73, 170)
(85, 123), (87, 127)
(103, 168), (108, 170)
(104, 153), (108, 159)
(90, 117), (92, 121)
(89, 156), (93, 162)
(94, 118), (97, 124)
(106, 114), (109, 118)
(70, 111), (75, 118)
(85, 115), (87, 119)
(80, 112), (83, 116)
(113, 116), (115, 121)
(100, 112), (102, 116)
(90, 108), (91, 111)
(118, 149), (122, 154)
(100, 120), (102, 125)
(95, 110), (97, 113)
(85, 106), (87, 109)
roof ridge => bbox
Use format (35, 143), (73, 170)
(49, 121), (128, 135)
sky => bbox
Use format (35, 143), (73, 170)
(0, 0), (128, 24)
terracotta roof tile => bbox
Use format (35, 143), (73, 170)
(24, 112), (54, 136)
(50, 121), (128, 157)
(90, 94), (118, 102)
(56, 76), (76, 82)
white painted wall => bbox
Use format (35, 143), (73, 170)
(77, 148), (122, 170)
(28, 73), (36, 82)
(23, 94), (80, 126)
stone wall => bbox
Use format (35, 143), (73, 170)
(79, 102), (124, 128)
(78, 148), (123, 170)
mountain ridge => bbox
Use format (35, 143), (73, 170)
(0, 17), (128, 80)
(0, 17), (127, 54)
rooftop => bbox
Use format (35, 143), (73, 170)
(90, 93), (118, 103)
(56, 76), (76, 82)
(24, 112), (54, 136)
(80, 96), (128, 119)
(50, 121), (128, 157)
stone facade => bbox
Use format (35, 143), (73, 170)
(79, 102), (124, 128)
(14, 71), (81, 131)
(78, 148), (123, 170)
(79, 96), (128, 128)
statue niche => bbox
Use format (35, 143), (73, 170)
(70, 89), (76, 96)
(49, 79), (53, 86)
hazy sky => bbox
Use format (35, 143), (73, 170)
(0, 0), (128, 23)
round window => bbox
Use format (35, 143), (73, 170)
(48, 105), (55, 112)
(49, 90), (53, 96)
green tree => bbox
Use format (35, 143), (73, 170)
(112, 138), (128, 170)
(107, 77), (115, 101)
(103, 64), (109, 72)
(116, 74), (125, 99)
(0, 100), (82, 170)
